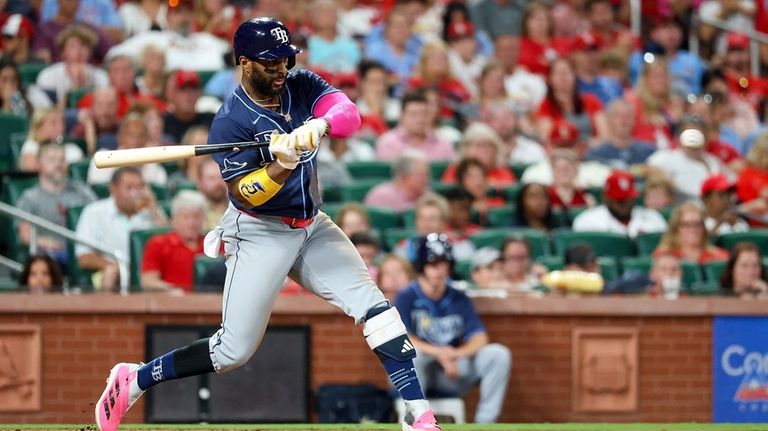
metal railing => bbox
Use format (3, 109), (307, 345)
(693, 15), (768, 77)
(0, 201), (129, 295)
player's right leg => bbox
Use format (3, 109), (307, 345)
(95, 210), (301, 431)
(472, 343), (512, 423)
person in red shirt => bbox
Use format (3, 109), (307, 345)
(141, 190), (207, 293)
(585, 0), (637, 55)
(653, 201), (729, 264)
(536, 58), (608, 150)
(455, 158), (506, 220)
(517, 2), (574, 76)
(407, 41), (472, 122)
(737, 133), (768, 225)
(442, 122), (516, 187)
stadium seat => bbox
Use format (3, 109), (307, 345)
(91, 183), (109, 199)
(345, 161), (392, 180)
(68, 159), (91, 181)
(383, 227), (416, 252)
(659, 207), (674, 221)
(487, 205), (516, 227)
(67, 87), (91, 108)
(469, 228), (550, 258)
(635, 232), (663, 255)
(680, 260), (703, 287)
(431, 182), (455, 195)
(129, 226), (172, 291)
(66, 204), (93, 290)
(718, 230), (768, 255)
(552, 231), (635, 258)
(365, 206), (402, 231)
(454, 260), (472, 281)
(401, 208), (416, 228)
(18, 63), (46, 86)
(536, 255), (563, 271)
(2, 176), (37, 204)
(510, 163), (531, 180)
(197, 70), (217, 86)
(430, 161), (451, 180)
(0, 113), (29, 172)
(173, 180), (198, 195)
(504, 183), (524, 203)
(340, 180), (380, 202)
(319, 203), (345, 221)
(552, 206), (588, 227)
(193, 255), (225, 290)
(322, 185), (342, 203)
(621, 256), (652, 275)
(703, 260), (728, 283)
(9, 132), (26, 169)
(585, 186), (604, 204)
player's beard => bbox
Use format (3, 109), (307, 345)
(251, 71), (284, 97)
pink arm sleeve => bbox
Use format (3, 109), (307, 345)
(312, 91), (361, 138)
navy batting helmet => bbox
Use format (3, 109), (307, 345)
(413, 233), (455, 274)
(233, 17), (302, 69)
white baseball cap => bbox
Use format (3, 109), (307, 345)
(471, 247), (501, 272)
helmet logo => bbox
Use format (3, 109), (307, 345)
(271, 27), (289, 44)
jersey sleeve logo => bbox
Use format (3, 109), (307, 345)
(271, 28), (289, 44)
(240, 179), (266, 197)
(222, 158), (248, 174)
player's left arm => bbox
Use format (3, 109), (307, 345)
(311, 91), (361, 138)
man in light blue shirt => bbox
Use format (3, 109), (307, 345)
(41, 0), (123, 34)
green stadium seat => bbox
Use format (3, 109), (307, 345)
(322, 185), (342, 203)
(454, 260), (472, 281)
(469, 228), (550, 258)
(718, 230), (768, 255)
(2, 176), (37, 204)
(18, 63), (46, 87)
(552, 230), (635, 258)
(66, 136), (88, 155)
(430, 161), (451, 180)
(340, 179), (380, 202)
(504, 183), (524, 203)
(320, 203), (345, 221)
(401, 208), (416, 228)
(194, 255), (225, 290)
(383, 227), (416, 251)
(431, 182), (455, 196)
(536, 255), (563, 271)
(553, 206), (588, 227)
(9, 132), (26, 168)
(0, 113), (29, 172)
(91, 183), (109, 199)
(150, 183), (170, 204)
(365, 206), (402, 231)
(487, 205), (515, 227)
(598, 256), (620, 282)
(68, 158), (91, 181)
(67, 87), (91, 108)
(659, 207), (674, 221)
(680, 260), (703, 287)
(197, 70), (217, 87)
(129, 226), (172, 291)
(173, 180), (198, 195)
(510, 163), (531, 181)
(585, 186), (604, 204)
(635, 232), (663, 255)
(621, 256), (652, 275)
(345, 161), (392, 180)
(703, 260), (728, 283)
(66, 204), (93, 290)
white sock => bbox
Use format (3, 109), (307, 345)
(128, 369), (145, 406)
(404, 399), (430, 420)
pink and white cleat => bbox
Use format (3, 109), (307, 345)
(95, 363), (143, 431)
(402, 408), (442, 431)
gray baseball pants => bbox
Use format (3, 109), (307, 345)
(207, 204), (388, 372)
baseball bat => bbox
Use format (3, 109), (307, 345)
(93, 141), (269, 168)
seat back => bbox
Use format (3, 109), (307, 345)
(129, 226), (172, 291)
(553, 230), (635, 258)
(635, 232), (663, 255)
(345, 161), (392, 180)
(718, 230), (768, 255)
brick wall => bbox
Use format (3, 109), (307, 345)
(0, 297), (714, 424)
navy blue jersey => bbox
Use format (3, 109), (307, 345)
(395, 280), (485, 347)
(209, 68), (338, 219)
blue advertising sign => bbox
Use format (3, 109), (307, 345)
(713, 316), (768, 423)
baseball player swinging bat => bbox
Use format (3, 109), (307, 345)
(93, 140), (269, 168)
(94, 17), (441, 431)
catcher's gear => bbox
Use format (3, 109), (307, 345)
(233, 17), (301, 69)
(364, 306), (417, 361)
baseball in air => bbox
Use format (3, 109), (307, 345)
(679, 128), (705, 148)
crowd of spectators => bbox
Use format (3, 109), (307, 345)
(3, 0), (768, 300)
